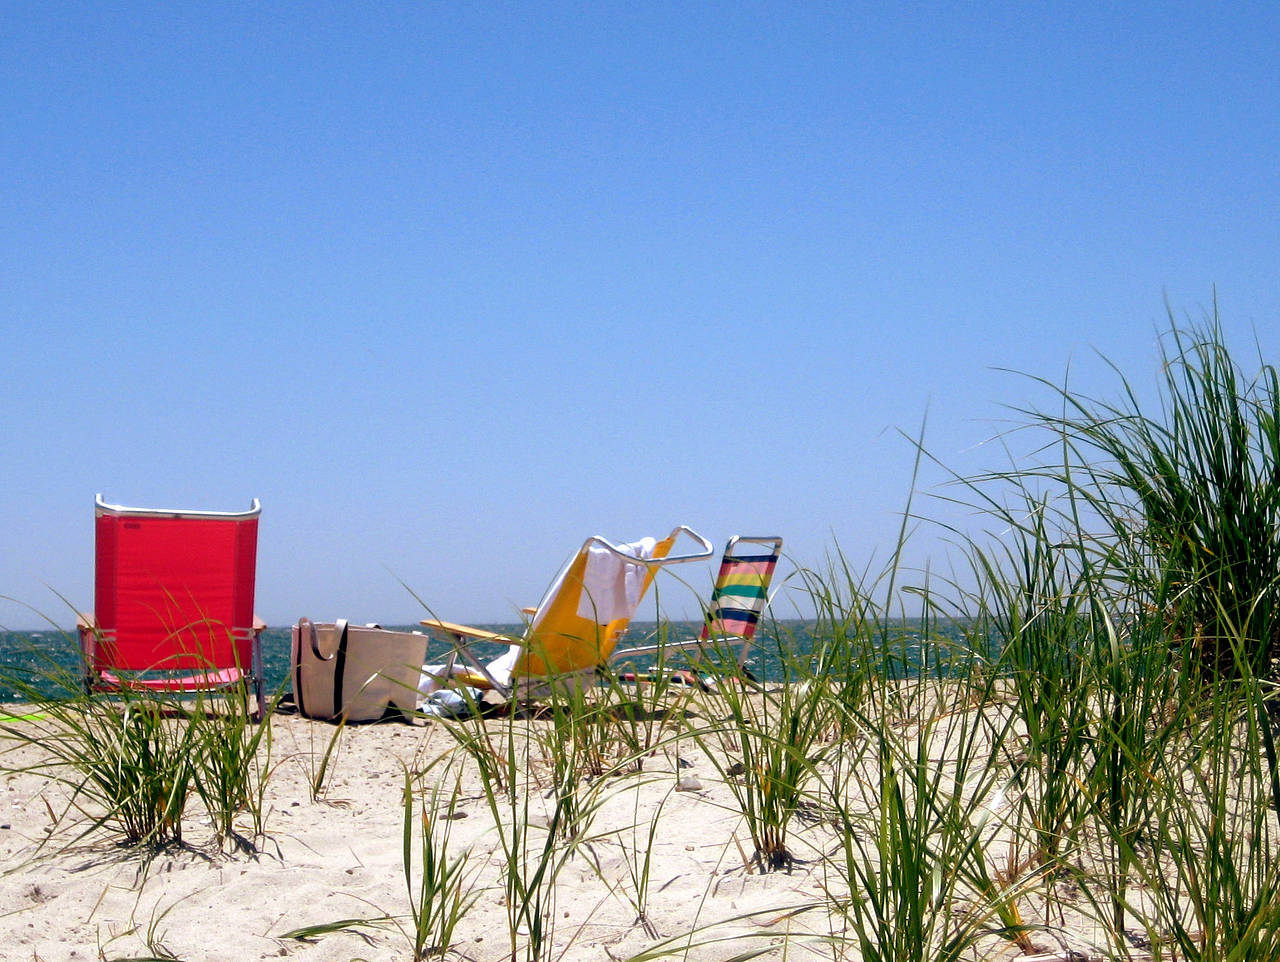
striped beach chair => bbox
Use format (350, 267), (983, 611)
(612, 535), (783, 679)
(698, 535), (783, 670)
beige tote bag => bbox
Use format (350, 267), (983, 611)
(290, 617), (428, 722)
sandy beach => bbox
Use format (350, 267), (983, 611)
(0, 682), (1120, 962)
(0, 706), (818, 961)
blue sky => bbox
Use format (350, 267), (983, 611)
(3, 2), (1278, 630)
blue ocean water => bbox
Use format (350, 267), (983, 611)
(0, 622), (778, 703)
(0, 619), (976, 704)
(0, 625), (502, 704)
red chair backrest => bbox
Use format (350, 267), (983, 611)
(93, 502), (259, 672)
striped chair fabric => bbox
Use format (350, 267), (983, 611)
(699, 536), (782, 644)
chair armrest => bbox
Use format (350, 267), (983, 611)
(420, 619), (516, 644)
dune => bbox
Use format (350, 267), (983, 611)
(0, 685), (1107, 962)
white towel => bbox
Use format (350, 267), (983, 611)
(484, 645), (522, 686)
(577, 537), (656, 623)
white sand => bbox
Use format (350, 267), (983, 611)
(0, 695), (1107, 962)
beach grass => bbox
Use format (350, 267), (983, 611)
(400, 762), (478, 960)
(687, 647), (835, 872)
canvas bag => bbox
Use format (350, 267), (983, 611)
(291, 617), (429, 722)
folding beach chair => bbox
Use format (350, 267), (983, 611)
(420, 525), (713, 700)
(611, 535), (783, 679)
(77, 494), (267, 720)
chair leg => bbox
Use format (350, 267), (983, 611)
(250, 635), (266, 722)
(449, 633), (512, 699)
(78, 626), (97, 697)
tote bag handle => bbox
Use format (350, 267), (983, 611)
(294, 617), (351, 721)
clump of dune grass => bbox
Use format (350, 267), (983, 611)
(1003, 305), (1280, 681)
(927, 304), (1280, 955)
(399, 763), (477, 960)
(790, 538), (1042, 959)
(961, 500), (1100, 878)
(0, 653), (197, 849)
(190, 685), (278, 853)
(0, 641), (279, 855)
(544, 671), (629, 776)
(951, 480), (1191, 944)
(689, 652), (835, 872)
(819, 699), (1036, 962)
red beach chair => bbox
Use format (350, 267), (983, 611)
(77, 494), (267, 719)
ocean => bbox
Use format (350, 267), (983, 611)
(0, 622), (782, 704)
(0, 625), (508, 704)
(0, 619), (971, 704)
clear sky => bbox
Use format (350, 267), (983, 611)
(3, 2), (1278, 630)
